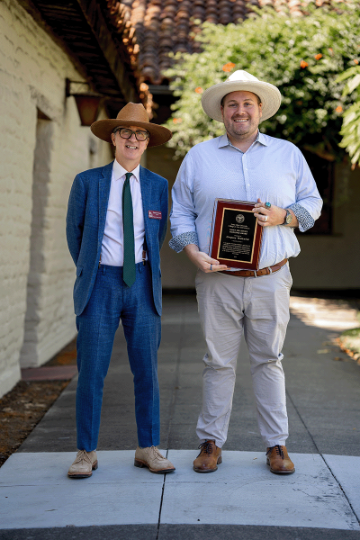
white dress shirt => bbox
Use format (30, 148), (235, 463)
(170, 132), (323, 269)
(101, 160), (145, 266)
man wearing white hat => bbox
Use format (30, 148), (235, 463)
(66, 103), (176, 478)
(169, 71), (322, 474)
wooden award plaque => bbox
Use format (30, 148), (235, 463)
(210, 199), (263, 270)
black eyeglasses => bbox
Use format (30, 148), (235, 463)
(114, 128), (149, 141)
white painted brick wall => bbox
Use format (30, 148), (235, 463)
(0, 0), (113, 396)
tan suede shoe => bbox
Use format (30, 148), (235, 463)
(68, 450), (98, 478)
(134, 446), (176, 473)
(266, 445), (295, 475)
(193, 440), (222, 473)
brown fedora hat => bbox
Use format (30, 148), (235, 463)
(91, 102), (172, 148)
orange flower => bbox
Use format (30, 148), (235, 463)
(222, 62), (236, 72)
(314, 53), (323, 60)
(335, 106), (343, 113)
(195, 87), (203, 94)
(354, 59), (359, 65)
(173, 118), (182, 124)
(300, 60), (309, 69)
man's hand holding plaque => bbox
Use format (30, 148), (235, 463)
(252, 198), (295, 227)
(184, 243), (228, 273)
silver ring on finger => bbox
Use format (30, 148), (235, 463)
(263, 216), (267, 222)
(210, 264), (213, 271)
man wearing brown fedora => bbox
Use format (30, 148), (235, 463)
(66, 102), (175, 477)
(170, 70), (323, 475)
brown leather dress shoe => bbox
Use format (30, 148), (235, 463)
(266, 445), (295, 475)
(193, 440), (222, 473)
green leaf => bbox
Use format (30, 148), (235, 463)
(163, 1), (360, 166)
(347, 74), (360, 94)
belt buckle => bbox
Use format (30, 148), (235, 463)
(253, 270), (257, 277)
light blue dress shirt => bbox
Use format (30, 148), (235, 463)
(169, 132), (323, 270)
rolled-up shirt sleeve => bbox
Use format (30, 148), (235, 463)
(289, 150), (323, 232)
(169, 154), (200, 252)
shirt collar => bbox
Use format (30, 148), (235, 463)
(218, 134), (230, 149)
(112, 159), (140, 182)
(218, 130), (268, 150)
(257, 131), (268, 146)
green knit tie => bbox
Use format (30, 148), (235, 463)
(122, 172), (136, 287)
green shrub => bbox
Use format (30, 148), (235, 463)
(337, 65), (360, 167)
(164, 3), (360, 160)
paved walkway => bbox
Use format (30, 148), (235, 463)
(0, 294), (359, 539)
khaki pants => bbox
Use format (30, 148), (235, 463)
(195, 264), (293, 448)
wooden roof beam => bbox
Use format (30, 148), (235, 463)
(74, 0), (139, 104)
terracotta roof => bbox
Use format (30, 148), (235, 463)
(105, 0), (153, 112)
(104, 0), (334, 87)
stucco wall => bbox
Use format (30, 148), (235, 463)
(146, 146), (360, 292)
(0, 0), (112, 397)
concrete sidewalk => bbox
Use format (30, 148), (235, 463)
(0, 294), (359, 539)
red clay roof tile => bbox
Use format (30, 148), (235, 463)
(105, 0), (345, 104)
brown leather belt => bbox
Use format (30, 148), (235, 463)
(220, 258), (288, 278)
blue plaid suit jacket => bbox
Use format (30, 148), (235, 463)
(66, 162), (168, 316)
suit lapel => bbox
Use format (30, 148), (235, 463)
(98, 162), (113, 245)
(140, 166), (151, 241)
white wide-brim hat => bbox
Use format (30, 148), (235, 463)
(201, 70), (282, 122)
